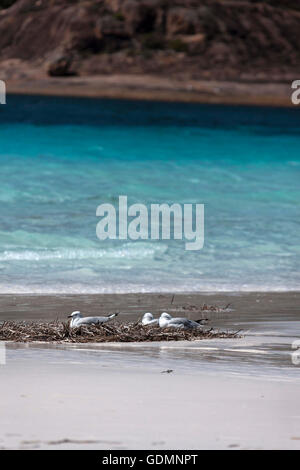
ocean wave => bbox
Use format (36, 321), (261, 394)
(0, 243), (168, 261)
(0, 281), (298, 294)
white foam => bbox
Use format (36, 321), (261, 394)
(0, 243), (167, 262)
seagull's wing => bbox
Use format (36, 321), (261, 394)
(76, 314), (118, 326)
(142, 318), (158, 326)
(167, 319), (185, 329)
(185, 319), (203, 328)
(77, 316), (106, 325)
(169, 318), (202, 329)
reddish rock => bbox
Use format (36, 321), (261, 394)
(121, 0), (161, 34)
(47, 54), (76, 77)
(179, 33), (206, 55)
(95, 15), (129, 39)
(104, 0), (123, 13)
(166, 7), (198, 36)
(0, 0), (299, 82)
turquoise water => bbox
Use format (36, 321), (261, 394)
(0, 95), (300, 293)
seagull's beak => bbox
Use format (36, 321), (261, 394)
(67, 314), (72, 318)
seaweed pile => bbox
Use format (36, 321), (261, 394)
(0, 321), (241, 344)
(174, 303), (231, 313)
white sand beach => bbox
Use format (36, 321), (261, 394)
(1, 292), (300, 450)
(1, 342), (300, 450)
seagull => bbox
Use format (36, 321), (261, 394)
(158, 312), (205, 330)
(141, 312), (159, 326)
(68, 311), (118, 328)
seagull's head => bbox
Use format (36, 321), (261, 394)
(142, 312), (154, 321)
(160, 312), (172, 320)
(158, 312), (172, 328)
(68, 311), (82, 319)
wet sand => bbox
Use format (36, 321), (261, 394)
(1, 291), (299, 324)
(7, 75), (293, 107)
(1, 292), (300, 450)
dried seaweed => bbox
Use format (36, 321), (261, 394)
(0, 320), (241, 344)
(178, 303), (231, 312)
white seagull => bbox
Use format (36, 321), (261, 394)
(141, 312), (159, 326)
(159, 312), (205, 330)
(68, 311), (118, 328)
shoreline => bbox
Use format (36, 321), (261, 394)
(0, 290), (299, 294)
(1, 291), (300, 450)
(6, 75), (294, 107)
